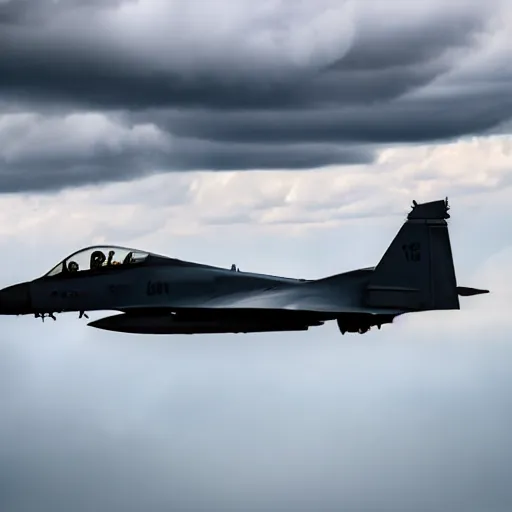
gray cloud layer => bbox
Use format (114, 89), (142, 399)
(0, 0), (511, 191)
(2, 322), (512, 512)
(0, 5), (485, 110)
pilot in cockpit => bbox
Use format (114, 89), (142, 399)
(88, 249), (136, 270)
(91, 249), (126, 270)
(68, 261), (79, 272)
(90, 250), (106, 269)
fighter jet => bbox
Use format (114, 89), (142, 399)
(0, 198), (489, 335)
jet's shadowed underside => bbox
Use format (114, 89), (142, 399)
(0, 199), (489, 335)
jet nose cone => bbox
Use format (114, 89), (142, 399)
(0, 282), (32, 315)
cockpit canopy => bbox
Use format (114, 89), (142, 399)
(44, 246), (150, 277)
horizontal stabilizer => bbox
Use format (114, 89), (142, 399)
(456, 286), (490, 297)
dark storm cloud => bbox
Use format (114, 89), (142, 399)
(0, 2), (492, 109)
(0, 138), (372, 194)
(0, 0), (510, 191)
(148, 88), (512, 145)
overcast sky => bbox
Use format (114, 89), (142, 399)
(1, 1), (512, 511)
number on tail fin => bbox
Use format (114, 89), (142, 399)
(402, 242), (421, 262)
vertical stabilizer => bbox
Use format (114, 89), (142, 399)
(365, 199), (460, 311)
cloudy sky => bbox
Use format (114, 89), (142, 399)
(1, 0), (512, 510)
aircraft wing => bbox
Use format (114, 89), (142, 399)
(119, 280), (486, 316)
(122, 280), (405, 316)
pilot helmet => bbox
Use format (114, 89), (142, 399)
(68, 261), (79, 272)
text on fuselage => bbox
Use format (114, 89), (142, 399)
(146, 281), (170, 295)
